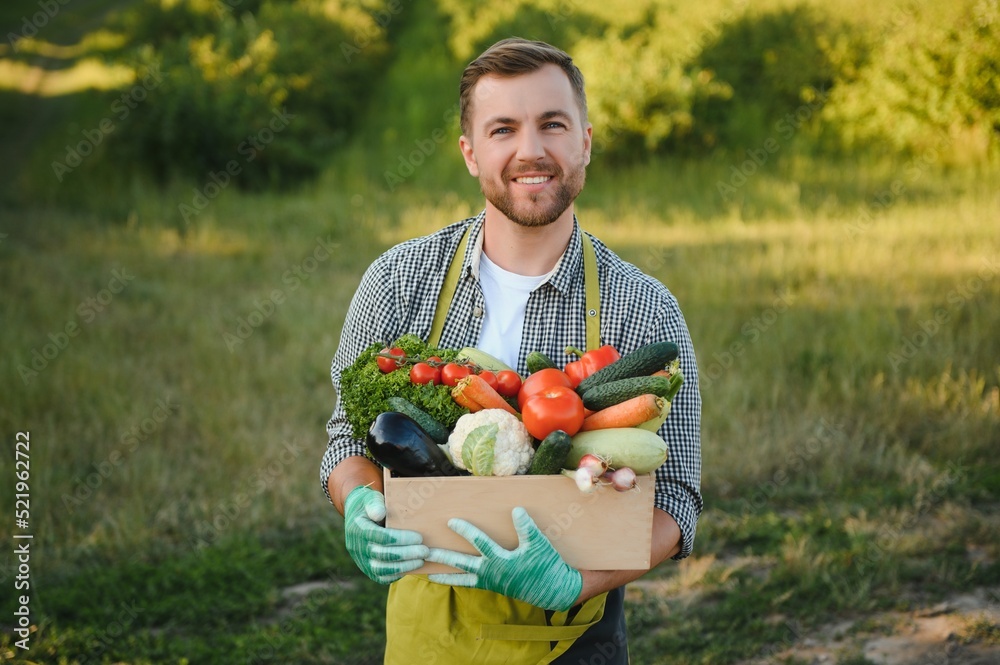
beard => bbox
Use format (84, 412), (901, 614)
(480, 157), (587, 228)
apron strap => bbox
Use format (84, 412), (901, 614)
(477, 591), (606, 642)
(581, 232), (601, 351)
(480, 593), (609, 665)
(429, 224), (602, 352)
(428, 225), (473, 348)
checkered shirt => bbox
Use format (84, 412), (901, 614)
(320, 211), (703, 559)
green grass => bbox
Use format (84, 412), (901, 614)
(1, 155), (998, 663)
(4, 524), (389, 664)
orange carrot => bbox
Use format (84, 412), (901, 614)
(580, 394), (663, 431)
(454, 374), (519, 415)
(451, 385), (483, 412)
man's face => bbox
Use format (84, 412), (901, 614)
(460, 64), (592, 228)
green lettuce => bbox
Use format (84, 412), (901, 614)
(339, 334), (469, 439)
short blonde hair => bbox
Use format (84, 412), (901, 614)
(459, 37), (588, 137)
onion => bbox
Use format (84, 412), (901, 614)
(577, 453), (609, 477)
(575, 466), (600, 493)
(562, 467), (600, 493)
(572, 454), (609, 494)
(609, 467), (638, 492)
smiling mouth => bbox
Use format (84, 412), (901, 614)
(512, 175), (551, 184)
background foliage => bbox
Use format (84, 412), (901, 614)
(107, 0), (393, 188)
(3, 0), (999, 202)
(1, 0), (998, 663)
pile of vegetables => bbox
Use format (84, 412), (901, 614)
(346, 335), (685, 490)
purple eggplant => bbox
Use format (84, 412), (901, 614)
(366, 411), (462, 477)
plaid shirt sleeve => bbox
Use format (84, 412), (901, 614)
(318, 252), (397, 498)
(647, 291), (702, 560)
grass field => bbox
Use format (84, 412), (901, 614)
(2, 0), (999, 663)
(1, 155), (998, 663)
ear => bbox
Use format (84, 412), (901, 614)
(459, 135), (479, 177)
(582, 122), (593, 167)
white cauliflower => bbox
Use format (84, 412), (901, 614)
(447, 409), (534, 476)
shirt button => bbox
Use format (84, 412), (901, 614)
(473, 306), (484, 318)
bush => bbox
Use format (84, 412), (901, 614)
(575, 27), (733, 158)
(820, 0), (1000, 163)
(694, 4), (867, 151)
(108, 0), (393, 189)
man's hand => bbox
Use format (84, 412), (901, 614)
(344, 485), (428, 584)
(425, 507), (583, 611)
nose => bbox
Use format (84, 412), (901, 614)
(515, 126), (545, 162)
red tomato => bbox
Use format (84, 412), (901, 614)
(441, 363), (471, 387)
(521, 385), (585, 439)
(376, 346), (406, 373)
(409, 362), (441, 385)
(478, 370), (499, 391)
(517, 368), (573, 410)
(495, 370), (522, 398)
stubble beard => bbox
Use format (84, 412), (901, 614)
(481, 158), (587, 228)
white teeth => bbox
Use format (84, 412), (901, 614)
(516, 176), (550, 184)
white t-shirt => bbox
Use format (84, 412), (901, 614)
(476, 252), (550, 369)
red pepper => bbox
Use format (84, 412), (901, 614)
(563, 344), (621, 388)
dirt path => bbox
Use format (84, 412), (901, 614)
(756, 588), (1000, 665)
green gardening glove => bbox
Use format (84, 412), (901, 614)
(425, 507), (583, 611)
(344, 485), (429, 584)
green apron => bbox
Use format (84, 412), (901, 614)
(385, 576), (609, 664)
(383, 224), (608, 664)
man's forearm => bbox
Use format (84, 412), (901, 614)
(327, 455), (383, 516)
(574, 508), (681, 605)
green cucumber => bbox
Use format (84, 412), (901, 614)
(580, 373), (683, 411)
(386, 397), (450, 445)
(526, 351), (558, 374)
(575, 341), (679, 394)
(528, 430), (573, 475)
(567, 428), (668, 474)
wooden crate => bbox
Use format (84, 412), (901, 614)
(383, 468), (655, 574)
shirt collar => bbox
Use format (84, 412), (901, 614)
(463, 211), (487, 280)
(546, 218), (584, 296)
(463, 211), (583, 296)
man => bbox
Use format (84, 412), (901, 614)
(321, 37), (702, 663)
